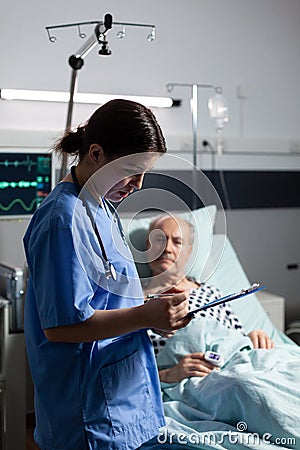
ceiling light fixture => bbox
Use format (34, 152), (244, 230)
(0, 89), (180, 109)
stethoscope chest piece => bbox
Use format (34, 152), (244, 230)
(104, 261), (117, 280)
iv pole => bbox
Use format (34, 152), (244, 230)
(166, 82), (216, 209)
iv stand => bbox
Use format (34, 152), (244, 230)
(166, 83), (215, 209)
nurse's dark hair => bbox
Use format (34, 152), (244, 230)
(53, 99), (166, 159)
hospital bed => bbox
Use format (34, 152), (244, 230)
(121, 204), (289, 343)
(121, 206), (299, 449)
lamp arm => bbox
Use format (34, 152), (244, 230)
(59, 14), (114, 179)
(73, 31), (99, 60)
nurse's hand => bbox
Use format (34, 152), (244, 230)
(142, 291), (191, 332)
(44, 291), (190, 343)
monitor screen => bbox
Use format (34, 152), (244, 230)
(0, 149), (55, 219)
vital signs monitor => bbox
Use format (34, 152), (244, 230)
(0, 149), (55, 220)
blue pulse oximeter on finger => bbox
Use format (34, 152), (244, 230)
(204, 351), (224, 368)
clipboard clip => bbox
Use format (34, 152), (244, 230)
(240, 282), (260, 294)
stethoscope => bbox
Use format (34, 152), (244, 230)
(71, 166), (126, 281)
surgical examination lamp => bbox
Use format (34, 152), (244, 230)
(44, 14), (180, 178)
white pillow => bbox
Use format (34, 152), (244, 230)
(120, 205), (217, 281)
(207, 235), (293, 345)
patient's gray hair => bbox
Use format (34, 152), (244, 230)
(148, 214), (195, 245)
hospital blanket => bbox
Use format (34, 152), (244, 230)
(141, 318), (300, 449)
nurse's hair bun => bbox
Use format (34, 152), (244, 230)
(53, 124), (86, 156)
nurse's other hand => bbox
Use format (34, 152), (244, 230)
(248, 329), (275, 349)
(143, 291), (191, 331)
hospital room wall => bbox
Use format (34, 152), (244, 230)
(0, 0), (300, 318)
(0, 0), (300, 145)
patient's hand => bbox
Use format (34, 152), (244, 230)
(248, 329), (275, 349)
(159, 352), (217, 383)
(143, 275), (181, 297)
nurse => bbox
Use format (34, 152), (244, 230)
(24, 99), (190, 450)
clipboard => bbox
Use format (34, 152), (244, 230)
(186, 283), (265, 318)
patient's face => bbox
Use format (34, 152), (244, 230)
(147, 217), (192, 277)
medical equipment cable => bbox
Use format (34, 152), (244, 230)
(202, 140), (231, 210)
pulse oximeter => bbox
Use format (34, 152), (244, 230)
(204, 351), (224, 368)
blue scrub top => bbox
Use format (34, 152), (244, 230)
(23, 182), (165, 450)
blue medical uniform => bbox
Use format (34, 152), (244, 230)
(23, 182), (165, 450)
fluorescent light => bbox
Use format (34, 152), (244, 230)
(0, 89), (70, 102)
(0, 89), (179, 108)
(75, 93), (173, 108)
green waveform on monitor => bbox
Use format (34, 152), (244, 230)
(0, 197), (39, 212)
(0, 180), (38, 189)
(0, 155), (38, 171)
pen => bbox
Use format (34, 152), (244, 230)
(146, 293), (178, 299)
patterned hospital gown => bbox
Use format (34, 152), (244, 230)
(148, 283), (245, 356)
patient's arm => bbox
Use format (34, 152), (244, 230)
(248, 329), (275, 349)
(159, 352), (217, 383)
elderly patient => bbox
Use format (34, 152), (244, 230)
(140, 214), (300, 445)
(143, 214), (274, 383)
